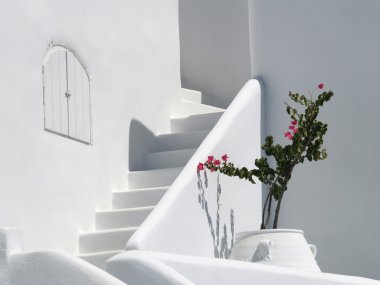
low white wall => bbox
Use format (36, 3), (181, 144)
(107, 252), (195, 285)
(127, 80), (262, 257)
(9, 251), (126, 285)
(108, 250), (380, 285)
(0, 0), (181, 253)
(250, 0), (380, 279)
(0, 228), (125, 285)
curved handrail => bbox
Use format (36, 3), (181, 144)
(127, 79), (262, 257)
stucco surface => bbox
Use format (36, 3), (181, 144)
(250, 0), (380, 279)
(179, 0), (252, 108)
(0, 0), (180, 253)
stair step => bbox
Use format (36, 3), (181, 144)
(180, 88), (202, 104)
(157, 130), (209, 151)
(79, 250), (123, 270)
(144, 148), (196, 170)
(79, 227), (137, 254)
(178, 100), (225, 117)
(112, 187), (168, 209)
(95, 206), (154, 230)
(128, 167), (182, 189)
(170, 112), (223, 133)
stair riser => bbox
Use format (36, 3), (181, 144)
(112, 188), (168, 209)
(180, 88), (202, 104)
(179, 100), (225, 117)
(170, 112), (223, 133)
(128, 168), (182, 189)
(144, 149), (196, 170)
(80, 251), (122, 270)
(79, 229), (135, 254)
(157, 131), (208, 152)
(95, 208), (153, 230)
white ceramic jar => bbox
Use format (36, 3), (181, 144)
(229, 229), (321, 272)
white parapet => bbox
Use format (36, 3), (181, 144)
(9, 251), (127, 285)
(0, 228), (23, 285)
(0, 228), (126, 285)
(107, 250), (380, 285)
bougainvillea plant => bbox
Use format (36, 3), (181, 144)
(197, 84), (334, 229)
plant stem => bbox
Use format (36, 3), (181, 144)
(271, 165), (294, 229)
(265, 193), (273, 228)
(261, 190), (272, 229)
(273, 192), (284, 229)
(260, 172), (282, 229)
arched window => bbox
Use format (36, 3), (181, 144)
(42, 45), (92, 145)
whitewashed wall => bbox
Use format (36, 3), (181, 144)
(0, 0), (180, 253)
(250, 0), (380, 280)
(179, 0), (252, 108)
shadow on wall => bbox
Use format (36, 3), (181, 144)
(179, 0), (252, 109)
(197, 171), (235, 258)
(129, 119), (158, 171)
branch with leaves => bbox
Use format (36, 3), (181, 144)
(197, 84), (334, 229)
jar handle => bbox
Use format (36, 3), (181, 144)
(309, 244), (317, 257)
(251, 239), (272, 262)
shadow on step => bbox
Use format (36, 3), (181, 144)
(129, 119), (158, 171)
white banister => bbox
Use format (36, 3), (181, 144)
(127, 79), (262, 257)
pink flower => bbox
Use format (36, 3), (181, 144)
(197, 163), (204, 171)
(293, 128), (299, 134)
(222, 154), (229, 161)
(214, 159), (221, 166)
(287, 134), (293, 140)
(284, 131), (291, 137)
(318, 83), (324, 89)
(289, 125), (295, 130)
(291, 120), (298, 126)
(207, 156), (214, 162)
(210, 168), (215, 172)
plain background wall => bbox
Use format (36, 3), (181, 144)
(179, 0), (252, 108)
(0, 0), (180, 253)
(250, 0), (380, 280)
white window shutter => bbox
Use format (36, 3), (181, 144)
(43, 46), (92, 145)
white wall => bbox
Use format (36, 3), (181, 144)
(0, 0), (181, 253)
(179, 0), (252, 108)
(251, 0), (380, 280)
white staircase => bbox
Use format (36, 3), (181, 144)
(78, 88), (224, 269)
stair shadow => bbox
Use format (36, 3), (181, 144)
(129, 119), (158, 171)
